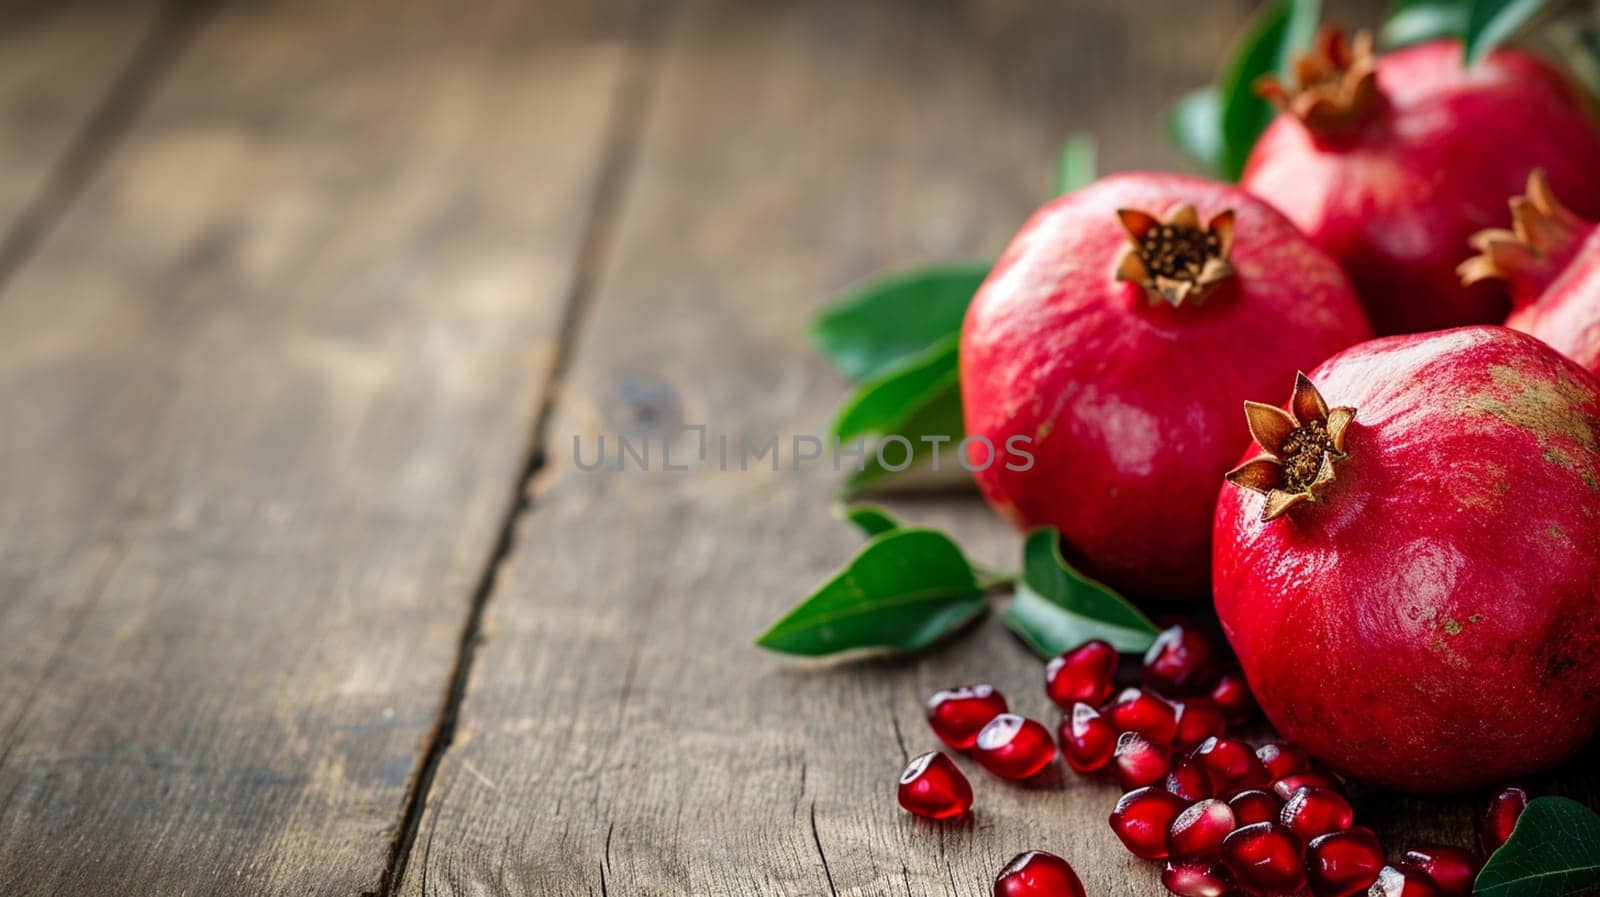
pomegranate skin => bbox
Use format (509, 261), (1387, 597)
(1505, 239), (1600, 374)
(962, 173), (1369, 600)
(1244, 40), (1600, 336)
(1214, 326), (1600, 792)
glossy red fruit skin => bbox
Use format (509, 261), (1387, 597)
(1257, 741), (1310, 780)
(1371, 865), (1443, 897)
(1111, 787), (1191, 860)
(1047, 640), (1119, 709)
(1400, 846), (1483, 897)
(1274, 772), (1343, 802)
(1228, 789), (1283, 826)
(1163, 859), (1232, 897)
(1060, 702), (1118, 774)
(1481, 786), (1532, 853)
(961, 173), (1370, 601)
(1208, 672), (1256, 725)
(974, 714), (1058, 780)
(1215, 327), (1600, 792)
(1221, 821), (1307, 894)
(1308, 827), (1386, 897)
(1115, 731), (1173, 790)
(1169, 798), (1237, 859)
(897, 751), (974, 820)
(1505, 229), (1600, 375)
(1173, 701), (1228, 749)
(1281, 786), (1356, 840)
(1191, 737), (1269, 796)
(927, 685), (1008, 751)
(995, 850), (1087, 897)
(1144, 624), (1221, 695)
(1244, 40), (1600, 336)
(1109, 688), (1181, 744)
(1165, 755), (1215, 802)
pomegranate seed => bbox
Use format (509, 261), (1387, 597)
(994, 850), (1086, 897)
(1399, 846), (1483, 897)
(927, 684), (1008, 750)
(1307, 827), (1386, 897)
(1162, 859), (1231, 897)
(974, 713), (1057, 780)
(1059, 702), (1118, 774)
(1172, 701), (1227, 749)
(1228, 789), (1282, 826)
(1370, 865), (1442, 897)
(1143, 624), (1220, 695)
(1109, 687), (1180, 744)
(1274, 771), (1342, 801)
(1164, 755), (1215, 802)
(897, 751), (973, 820)
(1191, 737), (1268, 795)
(1282, 786), (1355, 840)
(1169, 798), (1237, 858)
(1208, 672), (1256, 725)
(1115, 731), (1172, 790)
(1256, 741), (1309, 780)
(1110, 787), (1190, 860)
(1046, 640), (1118, 710)
(1480, 786), (1530, 854)
(1220, 822), (1307, 894)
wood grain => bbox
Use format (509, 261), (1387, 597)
(0, 0), (639, 893)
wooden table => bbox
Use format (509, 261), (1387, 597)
(8, 0), (1591, 894)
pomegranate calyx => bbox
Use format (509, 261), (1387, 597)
(1114, 203), (1236, 307)
(1459, 170), (1594, 308)
(1226, 372), (1356, 521)
(1256, 26), (1382, 139)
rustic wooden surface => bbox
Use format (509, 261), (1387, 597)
(7, 0), (1588, 895)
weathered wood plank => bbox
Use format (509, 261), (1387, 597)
(0, 0), (641, 893)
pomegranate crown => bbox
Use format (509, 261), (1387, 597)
(1255, 25), (1382, 137)
(1225, 373), (1356, 521)
(1459, 170), (1594, 307)
(1114, 203), (1236, 307)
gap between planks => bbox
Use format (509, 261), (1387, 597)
(371, 1), (683, 893)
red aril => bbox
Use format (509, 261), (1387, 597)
(1308, 827), (1386, 897)
(1256, 741), (1309, 780)
(1191, 737), (1268, 795)
(1046, 640), (1119, 709)
(1244, 27), (1600, 335)
(1228, 789), (1282, 826)
(897, 751), (973, 820)
(1164, 755), (1215, 802)
(1144, 624), (1220, 695)
(1481, 786), (1531, 853)
(961, 173), (1370, 601)
(1370, 865), (1442, 897)
(1169, 799), (1237, 858)
(1115, 731), (1172, 790)
(1208, 672), (1256, 725)
(1111, 787), (1190, 860)
(927, 685), (1008, 751)
(1109, 688), (1180, 744)
(1281, 786), (1355, 840)
(974, 714), (1057, 780)
(1162, 860), (1232, 897)
(1399, 846), (1483, 897)
(1215, 328), (1600, 792)
(1220, 821), (1307, 894)
(1274, 772), (1343, 802)
(1059, 702), (1118, 774)
(994, 851), (1087, 897)
(1173, 701), (1227, 749)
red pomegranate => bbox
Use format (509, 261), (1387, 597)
(961, 173), (1369, 600)
(1461, 171), (1600, 374)
(1214, 326), (1600, 792)
(1244, 27), (1600, 336)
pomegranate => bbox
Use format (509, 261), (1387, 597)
(1144, 624), (1221, 695)
(1274, 772), (1343, 802)
(961, 172), (1370, 600)
(995, 851), (1086, 897)
(897, 751), (973, 820)
(1114, 731), (1172, 790)
(1164, 755), (1216, 802)
(1060, 702), (1118, 774)
(974, 714), (1057, 780)
(1245, 26), (1600, 336)
(1046, 640), (1119, 709)
(1169, 799), (1236, 858)
(1461, 171), (1600, 375)
(1308, 828), (1387, 897)
(1480, 786), (1531, 853)
(1172, 701), (1227, 749)
(1190, 737), (1268, 795)
(1220, 821), (1307, 894)
(927, 685), (1008, 751)
(1399, 846), (1482, 897)
(1370, 865), (1441, 897)
(1256, 741), (1310, 780)
(1162, 859), (1232, 897)
(1109, 688), (1181, 744)
(1111, 787), (1190, 859)
(1215, 327), (1600, 792)
(1207, 672), (1257, 725)
(1228, 789), (1283, 827)
(1281, 786), (1355, 841)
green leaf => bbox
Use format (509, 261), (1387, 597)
(1217, 0), (1322, 180)
(841, 379), (965, 496)
(811, 262), (989, 381)
(1166, 87), (1226, 174)
(1056, 132), (1098, 194)
(1003, 528), (1160, 657)
(756, 528), (985, 656)
(832, 335), (959, 440)
(838, 503), (902, 538)
(1475, 797), (1600, 897)
(1464, 0), (1550, 64)
(1384, 0), (1468, 47)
